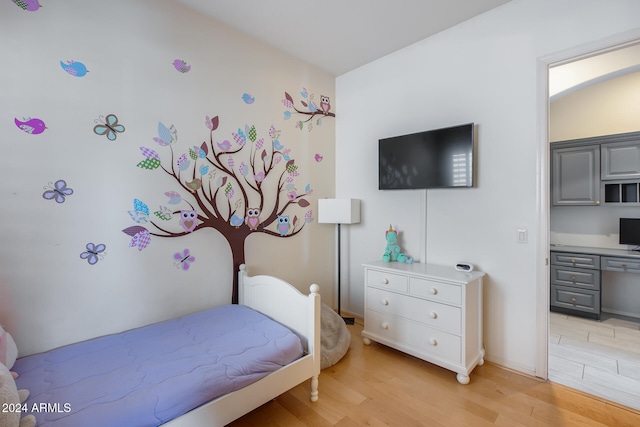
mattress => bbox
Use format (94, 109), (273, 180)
(13, 305), (304, 426)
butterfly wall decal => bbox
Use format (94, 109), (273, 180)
(93, 114), (125, 141)
(42, 179), (74, 203)
(80, 243), (106, 265)
(173, 249), (195, 271)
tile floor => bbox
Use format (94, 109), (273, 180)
(549, 311), (640, 411)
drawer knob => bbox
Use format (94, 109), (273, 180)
(622, 263), (627, 269)
(571, 258), (576, 264)
(382, 322), (389, 330)
(430, 287), (438, 295)
(430, 312), (438, 319)
(571, 297), (577, 302)
(429, 338), (438, 346)
(382, 278), (389, 285)
(571, 275), (576, 281)
(382, 299), (389, 306)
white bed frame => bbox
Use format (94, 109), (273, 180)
(164, 264), (321, 427)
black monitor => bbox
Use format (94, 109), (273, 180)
(619, 218), (640, 246)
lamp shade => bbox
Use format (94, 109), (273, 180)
(317, 199), (361, 224)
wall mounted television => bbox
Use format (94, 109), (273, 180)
(619, 218), (640, 248)
(378, 123), (475, 190)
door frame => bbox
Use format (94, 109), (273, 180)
(536, 29), (640, 379)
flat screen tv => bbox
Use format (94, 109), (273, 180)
(378, 123), (475, 190)
(619, 218), (640, 247)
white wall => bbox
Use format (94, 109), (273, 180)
(336, 0), (640, 374)
(0, 0), (336, 355)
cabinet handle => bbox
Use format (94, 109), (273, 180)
(382, 299), (389, 306)
(429, 338), (438, 346)
(430, 287), (438, 295)
(430, 312), (438, 319)
(595, 200), (600, 206)
(382, 322), (389, 330)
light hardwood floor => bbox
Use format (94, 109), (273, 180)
(229, 319), (640, 426)
(549, 311), (640, 412)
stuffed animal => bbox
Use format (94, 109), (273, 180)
(0, 325), (35, 427)
(0, 364), (35, 427)
(0, 326), (18, 376)
(382, 225), (409, 263)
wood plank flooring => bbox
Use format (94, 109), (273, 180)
(549, 311), (640, 411)
(229, 319), (640, 426)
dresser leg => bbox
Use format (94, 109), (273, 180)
(456, 373), (470, 385)
(362, 337), (371, 345)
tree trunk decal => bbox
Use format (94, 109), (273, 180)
(122, 116), (313, 303)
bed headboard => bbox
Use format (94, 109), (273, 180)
(237, 265), (320, 356)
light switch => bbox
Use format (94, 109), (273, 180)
(517, 228), (528, 244)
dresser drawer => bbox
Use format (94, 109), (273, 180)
(550, 265), (600, 290)
(364, 310), (461, 363)
(550, 252), (600, 269)
(366, 287), (461, 335)
(366, 269), (408, 292)
(550, 285), (600, 314)
(601, 256), (640, 273)
(409, 277), (461, 306)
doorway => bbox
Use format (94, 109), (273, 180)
(541, 36), (640, 411)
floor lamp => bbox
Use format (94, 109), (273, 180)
(318, 198), (361, 324)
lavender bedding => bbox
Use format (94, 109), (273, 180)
(13, 305), (304, 426)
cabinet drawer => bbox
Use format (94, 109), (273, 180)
(364, 310), (461, 363)
(366, 269), (408, 292)
(550, 285), (600, 314)
(550, 265), (600, 290)
(550, 252), (600, 269)
(409, 277), (461, 306)
(366, 287), (461, 335)
(601, 256), (640, 273)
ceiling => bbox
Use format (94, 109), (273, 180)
(550, 42), (640, 100)
(176, 0), (511, 76)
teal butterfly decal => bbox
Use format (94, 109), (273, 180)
(93, 114), (125, 141)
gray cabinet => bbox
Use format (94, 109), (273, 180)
(551, 145), (600, 206)
(550, 251), (601, 320)
(601, 140), (640, 180)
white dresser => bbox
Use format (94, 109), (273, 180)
(362, 261), (485, 384)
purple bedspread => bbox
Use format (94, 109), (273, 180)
(13, 305), (303, 426)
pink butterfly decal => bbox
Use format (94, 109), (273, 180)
(173, 249), (195, 271)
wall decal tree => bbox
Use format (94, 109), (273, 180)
(123, 116), (314, 303)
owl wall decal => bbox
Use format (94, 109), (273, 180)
(320, 95), (331, 115)
(277, 215), (290, 236)
(245, 208), (261, 231)
(180, 210), (198, 233)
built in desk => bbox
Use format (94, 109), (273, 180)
(550, 245), (640, 320)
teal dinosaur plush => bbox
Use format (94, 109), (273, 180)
(382, 225), (408, 263)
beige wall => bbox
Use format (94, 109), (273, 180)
(0, 0), (336, 355)
(550, 70), (640, 141)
